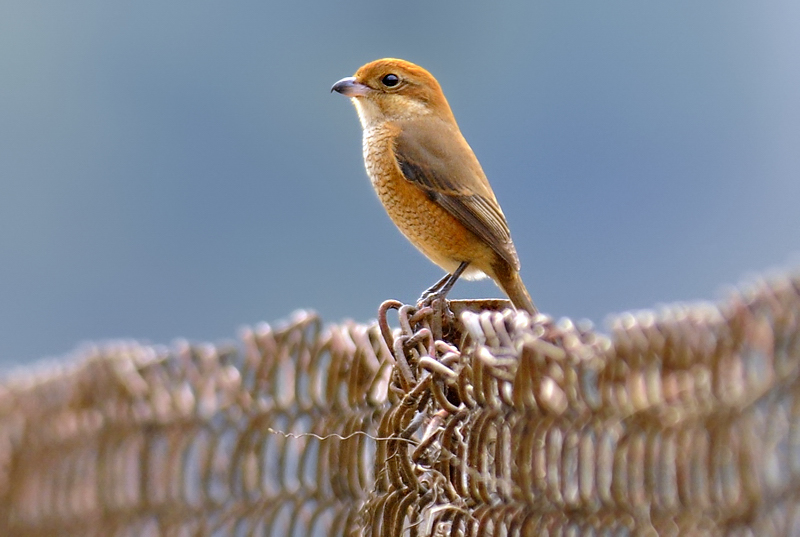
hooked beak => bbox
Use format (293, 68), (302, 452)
(330, 77), (370, 97)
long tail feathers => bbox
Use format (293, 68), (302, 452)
(497, 268), (538, 316)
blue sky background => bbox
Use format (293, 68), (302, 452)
(1, 1), (798, 367)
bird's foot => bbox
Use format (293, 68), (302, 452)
(417, 274), (450, 304)
(416, 290), (447, 310)
(416, 261), (470, 309)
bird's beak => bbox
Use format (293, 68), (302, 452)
(331, 77), (370, 97)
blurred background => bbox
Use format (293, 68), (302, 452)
(1, 1), (798, 367)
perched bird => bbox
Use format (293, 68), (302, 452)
(331, 58), (537, 315)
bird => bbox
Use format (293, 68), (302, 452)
(331, 58), (537, 315)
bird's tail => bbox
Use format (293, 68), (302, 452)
(494, 263), (538, 316)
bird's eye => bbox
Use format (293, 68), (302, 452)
(381, 74), (400, 87)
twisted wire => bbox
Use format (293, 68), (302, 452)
(0, 276), (798, 535)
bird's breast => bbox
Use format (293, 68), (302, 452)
(359, 124), (495, 279)
(361, 126), (395, 186)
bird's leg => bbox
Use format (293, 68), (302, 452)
(417, 261), (469, 305)
(419, 273), (451, 302)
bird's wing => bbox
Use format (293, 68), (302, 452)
(393, 117), (520, 269)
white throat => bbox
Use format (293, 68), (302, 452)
(352, 96), (431, 130)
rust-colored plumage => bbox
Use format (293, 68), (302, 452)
(331, 58), (537, 315)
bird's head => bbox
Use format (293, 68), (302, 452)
(331, 58), (455, 128)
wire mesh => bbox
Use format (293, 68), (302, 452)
(0, 274), (799, 536)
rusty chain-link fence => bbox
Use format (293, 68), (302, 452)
(1, 274), (799, 536)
